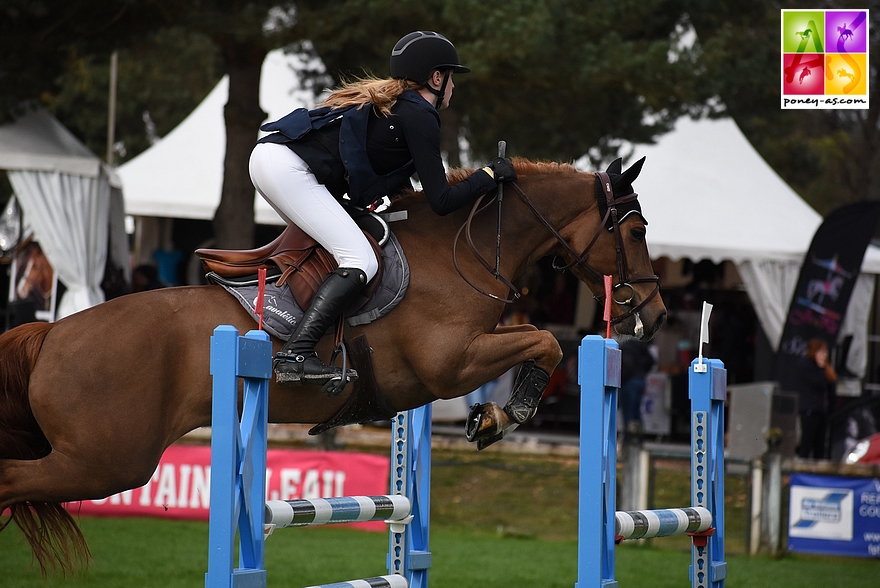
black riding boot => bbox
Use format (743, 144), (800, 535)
(275, 267), (367, 389)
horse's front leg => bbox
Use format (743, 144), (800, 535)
(449, 325), (562, 450)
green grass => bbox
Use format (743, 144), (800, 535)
(1, 442), (876, 586)
(2, 517), (877, 588)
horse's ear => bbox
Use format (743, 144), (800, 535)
(620, 156), (646, 185)
(605, 158), (622, 175)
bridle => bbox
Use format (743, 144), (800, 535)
(453, 171), (661, 325)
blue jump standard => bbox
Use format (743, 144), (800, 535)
(576, 335), (727, 588)
(204, 326), (431, 588)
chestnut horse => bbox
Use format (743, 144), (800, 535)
(0, 157), (665, 572)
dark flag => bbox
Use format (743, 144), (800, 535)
(774, 201), (880, 391)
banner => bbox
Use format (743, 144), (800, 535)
(66, 444), (391, 531)
(774, 202), (880, 392)
(789, 473), (880, 557)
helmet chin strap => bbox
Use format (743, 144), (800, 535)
(426, 70), (452, 110)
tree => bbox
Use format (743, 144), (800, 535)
(47, 27), (223, 164)
(291, 0), (704, 165)
(1, 1), (300, 250)
(0, 1), (168, 124)
(688, 0), (879, 213)
(8, 0), (871, 254)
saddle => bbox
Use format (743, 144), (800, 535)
(196, 208), (389, 311)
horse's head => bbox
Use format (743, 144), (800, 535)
(548, 156), (666, 340)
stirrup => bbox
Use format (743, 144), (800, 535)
(274, 351), (358, 395)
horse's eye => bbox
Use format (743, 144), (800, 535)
(630, 227), (646, 242)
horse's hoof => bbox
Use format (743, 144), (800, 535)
(476, 430), (505, 451)
(465, 402), (508, 443)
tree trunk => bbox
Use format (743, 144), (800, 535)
(213, 41), (268, 250)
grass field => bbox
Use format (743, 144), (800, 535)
(2, 440), (876, 587)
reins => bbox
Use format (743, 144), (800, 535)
(452, 170), (661, 324)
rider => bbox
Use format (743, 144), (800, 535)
(249, 31), (517, 389)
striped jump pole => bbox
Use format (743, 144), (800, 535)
(576, 335), (727, 588)
(205, 325), (431, 588)
(265, 495), (411, 529)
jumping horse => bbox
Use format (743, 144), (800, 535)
(0, 156), (665, 572)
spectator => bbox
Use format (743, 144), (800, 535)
(131, 264), (165, 293)
(793, 338), (837, 459)
(619, 339), (655, 439)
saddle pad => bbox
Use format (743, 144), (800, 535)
(210, 232), (409, 341)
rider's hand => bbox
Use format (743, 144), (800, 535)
(484, 157), (517, 183)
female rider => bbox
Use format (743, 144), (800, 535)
(249, 31), (517, 389)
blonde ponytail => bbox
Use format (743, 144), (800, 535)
(320, 76), (423, 117)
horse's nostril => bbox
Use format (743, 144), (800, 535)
(657, 311), (668, 329)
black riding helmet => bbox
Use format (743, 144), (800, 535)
(390, 31), (470, 84)
(390, 31), (469, 109)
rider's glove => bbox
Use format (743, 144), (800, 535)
(483, 157), (517, 183)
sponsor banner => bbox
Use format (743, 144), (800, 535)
(789, 473), (880, 557)
(66, 444), (391, 531)
(774, 202), (880, 392)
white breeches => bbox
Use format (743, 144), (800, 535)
(249, 142), (379, 281)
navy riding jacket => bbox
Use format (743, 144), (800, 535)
(257, 90), (496, 214)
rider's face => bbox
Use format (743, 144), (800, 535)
(429, 70), (454, 110)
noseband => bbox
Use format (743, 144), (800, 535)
(453, 171), (660, 325)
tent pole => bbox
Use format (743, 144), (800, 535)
(106, 51), (118, 166)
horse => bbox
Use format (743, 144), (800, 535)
(799, 66), (812, 84)
(0, 156), (666, 573)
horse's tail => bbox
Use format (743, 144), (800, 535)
(0, 321), (91, 575)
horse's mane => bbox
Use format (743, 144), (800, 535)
(391, 158), (580, 208)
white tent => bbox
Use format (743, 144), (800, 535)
(0, 108), (128, 319)
(118, 50), (317, 225)
(634, 115), (879, 374)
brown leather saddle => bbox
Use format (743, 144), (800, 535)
(196, 209), (388, 312)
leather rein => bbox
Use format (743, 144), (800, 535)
(452, 171), (660, 325)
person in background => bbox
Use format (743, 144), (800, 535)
(130, 264), (165, 293)
(249, 31), (516, 390)
(794, 338), (837, 459)
(619, 338), (656, 440)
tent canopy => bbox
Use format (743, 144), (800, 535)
(118, 50), (317, 225)
(0, 108), (104, 177)
(0, 107), (128, 320)
(634, 116), (880, 273)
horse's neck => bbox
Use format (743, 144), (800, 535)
(390, 170), (599, 283)
(492, 172), (600, 280)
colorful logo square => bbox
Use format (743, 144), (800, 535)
(825, 11), (868, 53)
(781, 9), (869, 109)
(783, 53), (824, 94)
(782, 11), (825, 53)
(825, 53), (867, 95)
